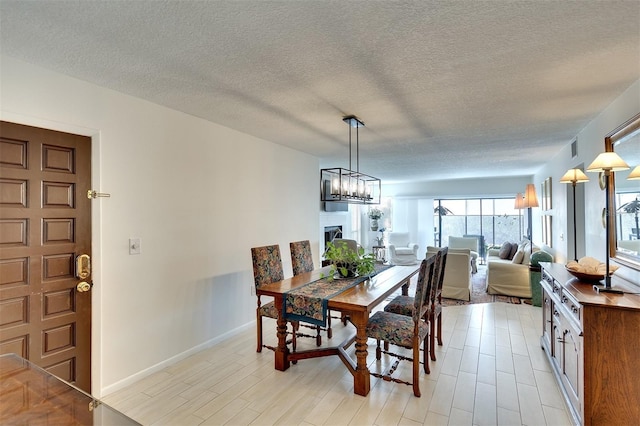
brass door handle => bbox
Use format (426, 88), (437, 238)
(77, 281), (92, 292)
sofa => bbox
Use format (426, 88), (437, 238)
(486, 239), (552, 298)
(388, 232), (419, 265)
(448, 236), (479, 273)
(427, 246), (472, 301)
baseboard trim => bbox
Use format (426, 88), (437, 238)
(100, 321), (254, 397)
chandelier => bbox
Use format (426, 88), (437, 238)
(320, 115), (381, 204)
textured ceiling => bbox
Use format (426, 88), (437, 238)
(1, 1), (639, 183)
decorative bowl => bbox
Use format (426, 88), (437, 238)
(564, 266), (604, 282)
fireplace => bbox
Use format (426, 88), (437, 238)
(322, 226), (342, 266)
(324, 226), (342, 246)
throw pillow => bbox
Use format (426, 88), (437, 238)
(518, 239), (530, 252)
(498, 242), (512, 259)
(509, 243), (518, 259)
(512, 250), (525, 264)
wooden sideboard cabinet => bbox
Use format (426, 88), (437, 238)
(539, 262), (640, 426)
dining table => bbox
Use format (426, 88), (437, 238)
(256, 263), (421, 396)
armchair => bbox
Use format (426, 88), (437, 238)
(387, 232), (419, 265)
(448, 236), (478, 273)
(427, 246), (471, 301)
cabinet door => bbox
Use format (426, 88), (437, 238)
(561, 317), (582, 417)
(542, 287), (553, 350)
(552, 313), (563, 371)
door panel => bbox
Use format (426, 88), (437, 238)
(0, 121), (92, 392)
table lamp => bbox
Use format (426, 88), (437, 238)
(587, 152), (629, 292)
(559, 169), (589, 261)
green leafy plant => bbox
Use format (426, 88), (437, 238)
(433, 206), (453, 215)
(322, 241), (375, 280)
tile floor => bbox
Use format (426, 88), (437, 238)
(102, 301), (572, 425)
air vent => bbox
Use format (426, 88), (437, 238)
(571, 139), (578, 158)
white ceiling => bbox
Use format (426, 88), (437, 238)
(1, 1), (639, 183)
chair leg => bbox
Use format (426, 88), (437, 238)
(437, 311), (443, 346)
(292, 322), (298, 352)
(412, 343), (421, 397)
(376, 339), (382, 360)
(384, 341), (389, 351)
(422, 336), (430, 374)
(429, 313), (437, 361)
(327, 313), (333, 339)
(315, 325), (322, 346)
(256, 312), (263, 352)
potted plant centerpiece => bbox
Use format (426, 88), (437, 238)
(323, 241), (375, 280)
(368, 207), (384, 231)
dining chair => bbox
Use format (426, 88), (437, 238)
(251, 244), (296, 353)
(429, 246), (448, 361)
(331, 238), (358, 252)
(365, 254), (437, 397)
(289, 240), (329, 344)
(383, 247), (448, 362)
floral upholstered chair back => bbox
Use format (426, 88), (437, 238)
(290, 240), (314, 276)
(251, 245), (284, 288)
(430, 247), (448, 305)
(413, 254), (437, 323)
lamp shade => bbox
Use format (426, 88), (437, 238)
(523, 183), (539, 208)
(628, 165), (640, 180)
(559, 169), (589, 184)
(586, 152), (630, 172)
(514, 192), (525, 209)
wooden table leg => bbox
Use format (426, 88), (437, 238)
(273, 297), (290, 371)
(350, 311), (370, 396)
(401, 278), (410, 296)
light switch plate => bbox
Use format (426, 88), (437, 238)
(129, 238), (141, 255)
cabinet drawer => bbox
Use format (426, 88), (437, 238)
(542, 270), (554, 287)
(560, 292), (581, 324)
(551, 279), (562, 297)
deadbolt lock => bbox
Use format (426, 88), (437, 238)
(76, 254), (91, 279)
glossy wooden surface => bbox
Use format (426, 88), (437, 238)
(539, 263), (640, 426)
(256, 264), (420, 396)
(0, 353), (140, 425)
(541, 262), (640, 310)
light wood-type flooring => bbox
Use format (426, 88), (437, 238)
(103, 301), (572, 425)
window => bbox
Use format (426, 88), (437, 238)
(434, 198), (523, 260)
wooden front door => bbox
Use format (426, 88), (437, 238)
(0, 121), (92, 392)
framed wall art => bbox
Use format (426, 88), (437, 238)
(542, 214), (552, 247)
(541, 177), (552, 211)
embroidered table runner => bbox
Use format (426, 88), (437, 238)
(284, 264), (392, 327)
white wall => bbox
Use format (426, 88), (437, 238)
(1, 56), (320, 396)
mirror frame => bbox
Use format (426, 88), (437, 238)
(606, 112), (640, 271)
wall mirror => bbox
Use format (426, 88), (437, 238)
(607, 112), (640, 270)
